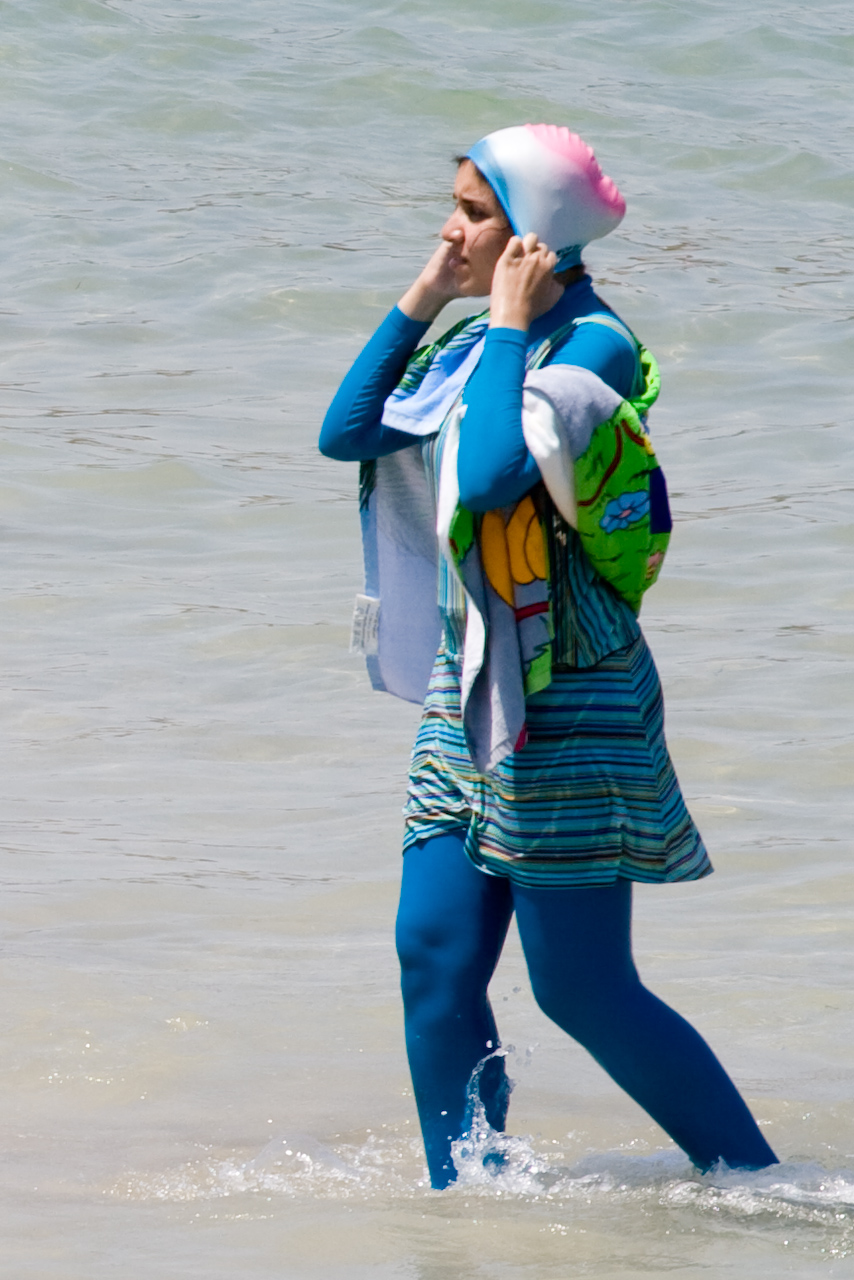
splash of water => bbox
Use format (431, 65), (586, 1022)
(450, 1045), (549, 1192)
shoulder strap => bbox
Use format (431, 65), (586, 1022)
(525, 320), (578, 371)
(575, 314), (646, 401)
(573, 311), (637, 348)
(528, 311), (650, 402)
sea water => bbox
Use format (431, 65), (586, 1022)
(0, 1), (852, 1275)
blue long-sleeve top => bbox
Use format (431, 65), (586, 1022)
(319, 274), (639, 512)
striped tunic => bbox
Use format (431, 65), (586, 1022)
(393, 309), (708, 888)
(402, 515), (711, 887)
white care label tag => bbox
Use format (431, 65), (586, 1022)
(350, 594), (380, 656)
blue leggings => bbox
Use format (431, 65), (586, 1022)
(396, 832), (777, 1188)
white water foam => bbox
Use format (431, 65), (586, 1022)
(451, 1097), (854, 1255)
(111, 1121), (854, 1257)
(111, 1045), (854, 1252)
(110, 1130), (426, 1204)
(110, 1084), (854, 1268)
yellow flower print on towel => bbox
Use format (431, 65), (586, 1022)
(480, 494), (547, 607)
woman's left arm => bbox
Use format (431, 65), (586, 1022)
(456, 329), (539, 511)
(457, 235), (639, 511)
(457, 322), (639, 510)
(457, 234), (557, 511)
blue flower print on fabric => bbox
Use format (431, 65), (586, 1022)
(600, 490), (649, 533)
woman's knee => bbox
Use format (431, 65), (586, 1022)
(395, 891), (510, 1025)
(396, 835), (513, 1000)
(396, 908), (487, 996)
(395, 907), (451, 976)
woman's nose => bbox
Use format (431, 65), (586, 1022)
(441, 212), (464, 244)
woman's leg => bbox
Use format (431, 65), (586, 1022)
(396, 832), (514, 1187)
(513, 879), (777, 1172)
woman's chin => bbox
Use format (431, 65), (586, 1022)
(457, 278), (491, 299)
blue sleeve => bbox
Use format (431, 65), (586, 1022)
(457, 329), (539, 511)
(319, 306), (430, 461)
(457, 319), (639, 513)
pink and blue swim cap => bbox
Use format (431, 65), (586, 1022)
(466, 124), (625, 269)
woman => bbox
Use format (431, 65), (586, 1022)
(320, 125), (777, 1188)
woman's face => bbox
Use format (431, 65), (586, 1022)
(441, 159), (512, 297)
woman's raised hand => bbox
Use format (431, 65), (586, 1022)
(398, 239), (463, 324)
(489, 233), (562, 331)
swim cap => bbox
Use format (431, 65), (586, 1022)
(466, 124), (625, 269)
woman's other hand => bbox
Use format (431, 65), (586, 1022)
(398, 239), (464, 323)
(489, 233), (562, 331)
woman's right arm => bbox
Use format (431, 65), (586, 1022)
(320, 240), (463, 461)
(318, 307), (431, 461)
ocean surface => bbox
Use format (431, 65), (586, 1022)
(1, 0), (852, 1275)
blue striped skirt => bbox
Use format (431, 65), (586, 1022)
(402, 635), (712, 888)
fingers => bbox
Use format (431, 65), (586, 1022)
(519, 232), (553, 261)
(530, 240), (554, 265)
(502, 234), (525, 260)
(501, 233), (553, 263)
(512, 233), (549, 256)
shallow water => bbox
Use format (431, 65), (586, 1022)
(0, 0), (853, 1275)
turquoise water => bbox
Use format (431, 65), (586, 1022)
(1, 1), (853, 1275)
